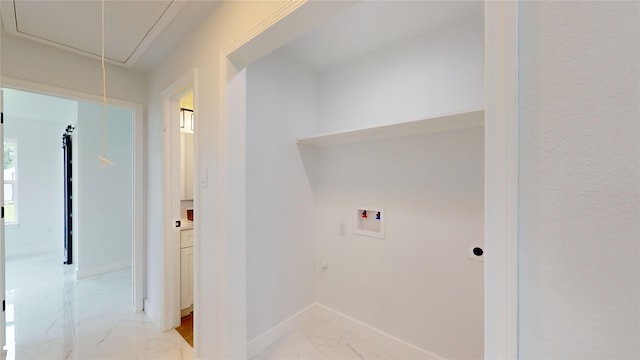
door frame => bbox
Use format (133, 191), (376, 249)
(484, 2), (519, 358)
(160, 68), (199, 331)
(1, 76), (145, 312)
(0, 89), (6, 351)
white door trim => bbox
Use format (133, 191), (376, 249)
(0, 76), (145, 313)
(160, 69), (199, 332)
(0, 89), (6, 350)
(217, 58), (248, 359)
(484, 1), (519, 359)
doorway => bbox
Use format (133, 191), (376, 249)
(160, 69), (199, 348)
(175, 91), (196, 347)
(0, 77), (145, 311)
(1, 85), (143, 357)
(214, 0), (519, 358)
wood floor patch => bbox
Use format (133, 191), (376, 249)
(176, 313), (194, 347)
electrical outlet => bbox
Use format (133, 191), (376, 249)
(320, 260), (328, 270)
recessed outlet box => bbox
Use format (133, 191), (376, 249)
(354, 206), (385, 239)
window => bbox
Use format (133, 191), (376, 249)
(4, 140), (18, 225)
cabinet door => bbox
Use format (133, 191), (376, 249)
(180, 246), (195, 309)
(180, 229), (194, 248)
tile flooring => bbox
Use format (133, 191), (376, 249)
(251, 311), (436, 360)
(5, 254), (193, 360)
(4, 254), (433, 360)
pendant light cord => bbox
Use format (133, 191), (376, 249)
(102, 0), (106, 159)
(99, 0), (114, 167)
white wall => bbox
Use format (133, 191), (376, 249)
(76, 102), (133, 276)
(3, 90), (76, 257)
(317, 14), (483, 134)
(145, 1), (298, 357)
(314, 127), (484, 360)
(0, 31), (147, 104)
(309, 14), (484, 359)
(518, 2), (640, 359)
(246, 50), (317, 341)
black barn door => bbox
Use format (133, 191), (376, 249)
(62, 125), (74, 265)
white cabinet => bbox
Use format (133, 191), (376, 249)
(180, 227), (194, 247)
(180, 132), (194, 200)
(180, 229), (194, 310)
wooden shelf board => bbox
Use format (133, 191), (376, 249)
(297, 110), (484, 147)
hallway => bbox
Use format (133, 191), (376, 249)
(5, 254), (192, 359)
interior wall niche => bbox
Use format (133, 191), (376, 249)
(245, 2), (484, 359)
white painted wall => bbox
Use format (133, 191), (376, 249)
(316, 14), (483, 135)
(309, 13), (484, 359)
(246, 50), (317, 341)
(145, 1), (299, 357)
(518, 2), (640, 359)
(76, 102), (133, 277)
(3, 89), (77, 257)
(313, 127), (484, 360)
(0, 31), (147, 104)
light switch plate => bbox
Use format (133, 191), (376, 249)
(200, 168), (208, 187)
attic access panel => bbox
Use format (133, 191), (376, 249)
(0, 0), (184, 67)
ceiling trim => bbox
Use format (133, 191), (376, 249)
(124, 0), (187, 66)
(0, 0), (188, 68)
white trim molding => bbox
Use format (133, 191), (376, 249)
(484, 1), (519, 359)
(247, 303), (316, 358)
(144, 298), (161, 328)
(222, 0), (306, 60)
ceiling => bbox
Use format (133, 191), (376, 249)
(0, 0), (189, 68)
(0, 1), (481, 72)
(283, 1), (483, 70)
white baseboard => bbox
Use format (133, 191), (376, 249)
(75, 260), (131, 279)
(144, 298), (162, 330)
(247, 303), (316, 358)
(247, 303), (447, 360)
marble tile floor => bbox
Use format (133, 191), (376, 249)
(5, 253), (193, 360)
(251, 312), (437, 360)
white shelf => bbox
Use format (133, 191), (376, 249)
(297, 110), (484, 147)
